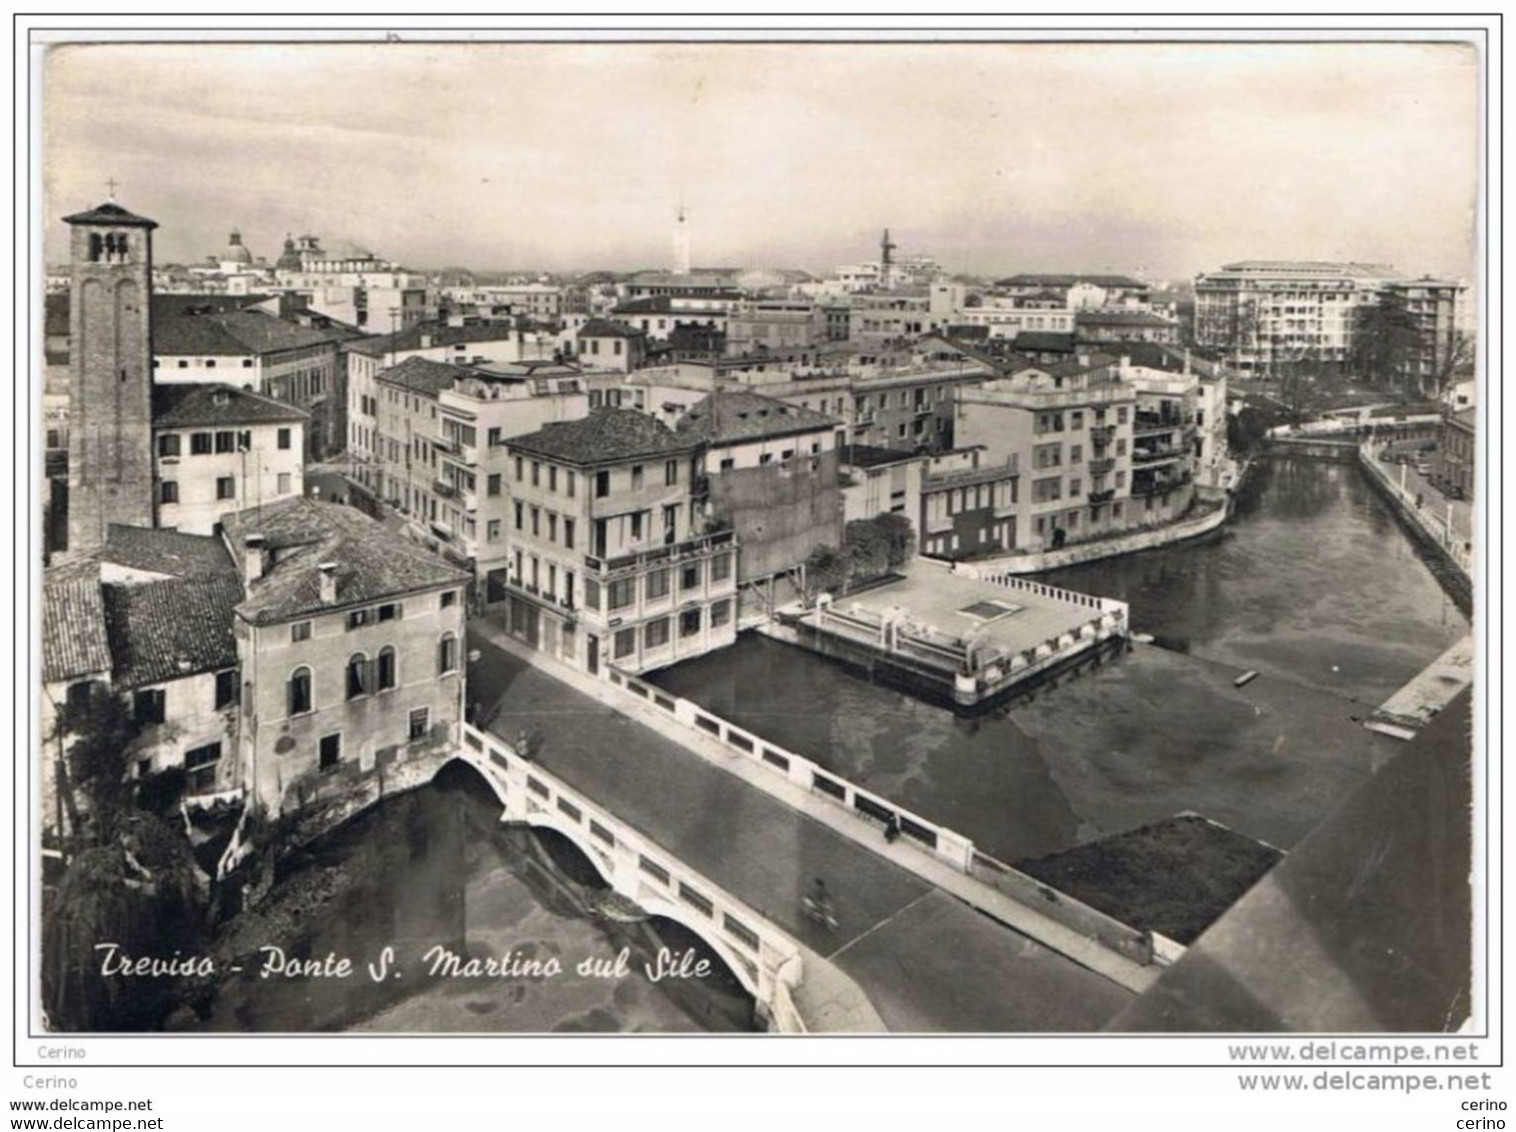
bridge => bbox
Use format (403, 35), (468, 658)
(452, 621), (1160, 1032)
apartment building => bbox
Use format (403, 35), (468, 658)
(495, 409), (738, 677)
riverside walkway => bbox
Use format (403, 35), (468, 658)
(466, 623), (1139, 1032)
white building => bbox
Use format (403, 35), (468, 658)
(152, 384), (308, 535)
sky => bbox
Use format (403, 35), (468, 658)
(42, 39), (1480, 281)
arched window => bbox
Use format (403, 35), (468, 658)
(288, 667), (312, 716)
(438, 633), (458, 675)
(346, 653), (369, 700)
(377, 646), (397, 691)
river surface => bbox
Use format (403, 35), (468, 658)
(651, 457), (1469, 863)
(198, 769), (755, 1033)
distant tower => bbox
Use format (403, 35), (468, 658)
(672, 204), (692, 276)
(879, 227), (897, 291)
(63, 198), (157, 554)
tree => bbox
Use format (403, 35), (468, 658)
(843, 519), (890, 582)
(1350, 300), (1424, 392)
(803, 545), (847, 601)
(873, 512), (916, 569)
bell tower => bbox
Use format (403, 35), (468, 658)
(62, 198), (157, 555)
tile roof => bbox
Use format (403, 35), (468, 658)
(508, 407), (694, 466)
(578, 318), (644, 339)
(103, 574), (243, 690)
(674, 390), (838, 445)
(63, 201), (157, 228)
(153, 310), (337, 358)
(42, 562), (111, 684)
(375, 355), (470, 396)
(1013, 331), (1077, 352)
(612, 296), (674, 315)
(152, 383), (309, 428)
(102, 524), (238, 579)
(220, 497), (469, 625)
(348, 320), (520, 358)
(1076, 310), (1176, 327)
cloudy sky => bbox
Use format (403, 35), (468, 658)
(43, 39), (1479, 280)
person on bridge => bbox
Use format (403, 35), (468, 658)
(883, 814), (901, 844)
(803, 877), (837, 929)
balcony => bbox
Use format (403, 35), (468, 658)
(1087, 456), (1116, 475)
(1131, 446), (1184, 464)
(1089, 424), (1116, 446)
(432, 479), (458, 499)
(1131, 471), (1192, 496)
(1087, 489), (1116, 504)
(583, 528), (735, 578)
(1134, 411), (1194, 435)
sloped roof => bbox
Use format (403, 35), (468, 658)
(577, 318), (644, 339)
(375, 355), (470, 396)
(998, 273), (1147, 289)
(42, 562), (111, 684)
(612, 296), (674, 315)
(348, 320), (519, 358)
(153, 309), (336, 358)
(674, 390), (838, 445)
(103, 525), (237, 579)
(1013, 331), (1077, 353)
(221, 497), (468, 625)
(1076, 309), (1176, 327)
(508, 407), (693, 466)
(152, 383), (309, 428)
(63, 201), (157, 228)
(103, 574), (243, 690)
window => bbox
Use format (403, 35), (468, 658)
(319, 732), (341, 771)
(614, 628), (637, 659)
(664, 459), (679, 486)
(710, 553), (731, 583)
(487, 473), (502, 497)
(133, 688), (166, 726)
(630, 512), (643, 540)
(680, 607), (702, 638)
(548, 513), (558, 543)
(438, 632), (458, 675)
(646, 568), (670, 601)
(190, 432), (213, 455)
(215, 668), (237, 710)
(549, 466), (558, 492)
(291, 621), (312, 643)
(216, 477), (235, 501)
(582, 577), (600, 611)
(277, 427), (291, 450)
(682, 563), (702, 591)
(160, 481), (179, 504)
(514, 501), (524, 531)
(631, 465), (644, 490)
(1070, 445), (1083, 464)
(532, 461), (541, 487)
(215, 431), (236, 454)
(595, 471), (610, 498)
(608, 578), (636, 610)
(711, 599), (732, 628)
(564, 518), (575, 550)
(645, 618), (670, 649)
(514, 456), (524, 481)
(441, 590), (458, 609)
(1117, 407), (1129, 424)
(720, 457), (735, 472)
(487, 519), (502, 543)
(374, 646), (397, 692)
(347, 609), (370, 631)
(1116, 439), (1128, 456)
(408, 707), (430, 742)
(347, 653), (369, 700)
(1033, 477), (1063, 503)
(1070, 479), (1082, 497)
(185, 741), (221, 771)
(277, 473), (292, 494)
(288, 667), (312, 716)
(158, 434), (181, 458)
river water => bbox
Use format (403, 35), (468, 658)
(198, 767), (755, 1033)
(651, 457), (1469, 863)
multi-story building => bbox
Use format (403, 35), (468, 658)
(221, 497), (469, 817)
(1075, 309), (1180, 344)
(1193, 260), (1397, 373)
(1380, 278), (1468, 391)
(151, 308), (342, 460)
(724, 299), (825, 355)
(152, 384), (307, 535)
(573, 319), (648, 372)
(609, 294), (730, 342)
(840, 445), (926, 525)
(272, 233), (432, 331)
(361, 356), (589, 570)
(956, 354), (1156, 551)
(917, 448), (1023, 559)
(1436, 408), (1475, 501)
(996, 273), (1150, 309)
(953, 299), (1077, 340)
(673, 391), (843, 603)
(495, 409), (738, 676)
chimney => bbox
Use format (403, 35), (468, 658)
(318, 561), (338, 604)
(242, 535), (266, 587)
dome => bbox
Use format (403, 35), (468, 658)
(275, 234), (302, 272)
(222, 228), (254, 266)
